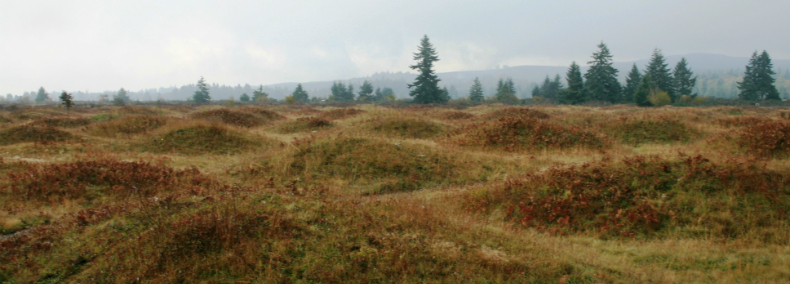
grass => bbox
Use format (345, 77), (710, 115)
(31, 117), (92, 128)
(1, 104), (789, 283)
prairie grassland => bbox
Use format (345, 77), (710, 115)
(1, 104), (789, 283)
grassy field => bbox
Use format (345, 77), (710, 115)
(0, 103), (789, 283)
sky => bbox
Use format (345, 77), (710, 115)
(2, 0), (789, 95)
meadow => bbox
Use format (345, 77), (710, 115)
(0, 103), (789, 283)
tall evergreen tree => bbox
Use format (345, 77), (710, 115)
(634, 73), (654, 107)
(645, 49), (675, 102)
(35, 87), (49, 103)
(560, 62), (585, 104)
(673, 58), (697, 98)
(738, 51), (780, 101)
(622, 64), (641, 104)
(584, 42), (621, 103)
(192, 76), (211, 103)
(531, 86), (542, 98)
(113, 88), (130, 106)
(468, 77), (484, 103)
(408, 35), (445, 104)
(358, 80), (374, 102)
(291, 84), (309, 103)
(539, 75), (563, 101)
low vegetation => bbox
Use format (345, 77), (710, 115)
(1, 104), (788, 283)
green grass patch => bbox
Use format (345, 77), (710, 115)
(0, 125), (75, 145)
(142, 124), (266, 155)
(87, 115), (167, 137)
(363, 116), (447, 139)
(605, 118), (701, 145)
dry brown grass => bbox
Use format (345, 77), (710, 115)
(1, 104), (789, 283)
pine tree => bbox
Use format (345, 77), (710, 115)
(60, 91), (74, 113)
(408, 35), (445, 104)
(35, 87), (49, 103)
(622, 64), (641, 104)
(739, 51), (781, 101)
(358, 80), (374, 102)
(560, 62), (585, 104)
(584, 42), (621, 103)
(673, 58), (697, 99)
(531, 86), (542, 98)
(468, 77), (484, 103)
(192, 76), (211, 103)
(239, 93), (250, 102)
(113, 88), (130, 106)
(291, 84), (309, 103)
(645, 49), (675, 102)
(634, 73), (654, 107)
(252, 85), (269, 103)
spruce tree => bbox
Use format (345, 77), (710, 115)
(738, 51), (780, 101)
(622, 64), (641, 104)
(358, 80), (374, 102)
(560, 61), (585, 104)
(239, 93), (250, 102)
(495, 78), (518, 104)
(645, 49), (675, 102)
(634, 73), (654, 107)
(468, 77), (484, 103)
(584, 42), (621, 103)
(192, 76), (211, 103)
(673, 58), (697, 99)
(331, 82), (354, 102)
(35, 87), (49, 103)
(291, 84), (309, 103)
(531, 86), (542, 98)
(408, 35), (445, 104)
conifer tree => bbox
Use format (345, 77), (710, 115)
(738, 51), (780, 100)
(60, 91), (74, 113)
(634, 73), (654, 106)
(622, 64), (641, 104)
(584, 42), (621, 103)
(358, 80), (374, 102)
(331, 82), (354, 102)
(408, 35), (445, 104)
(531, 86), (542, 98)
(468, 77), (484, 103)
(239, 93), (250, 102)
(192, 76), (211, 103)
(673, 58), (697, 99)
(35, 87), (49, 103)
(560, 62), (585, 104)
(291, 84), (309, 103)
(495, 78), (518, 104)
(645, 49), (675, 102)
(252, 85), (269, 103)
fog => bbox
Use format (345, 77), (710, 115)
(2, 0), (789, 98)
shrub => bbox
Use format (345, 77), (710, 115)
(446, 117), (607, 152)
(605, 118), (700, 145)
(0, 125), (74, 145)
(143, 124), (264, 154)
(647, 90), (672, 106)
(364, 117), (447, 139)
(740, 120), (790, 157)
(190, 109), (265, 128)
(464, 155), (790, 241)
(87, 115), (167, 137)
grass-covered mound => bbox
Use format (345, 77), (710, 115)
(31, 116), (92, 128)
(446, 117), (607, 152)
(604, 118), (701, 145)
(0, 115), (13, 124)
(317, 108), (366, 120)
(0, 125), (75, 145)
(363, 116), (447, 139)
(118, 106), (158, 116)
(190, 109), (265, 128)
(463, 155), (790, 242)
(272, 117), (333, 134)
(485, 107), (550, 120)
(289, 137), (473, 193)
(3, 159), (206, 203)
(239, 107), (286, 122)
(89, 113), (120, 122)
(739, 119), (790, 157)
(87, 115), (167, 137)
(441, 111), (476, 120)
(142, 124), (265, 155)
(715, 116), (768, 128)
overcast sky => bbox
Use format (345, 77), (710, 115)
(2, 0), (788, 95)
